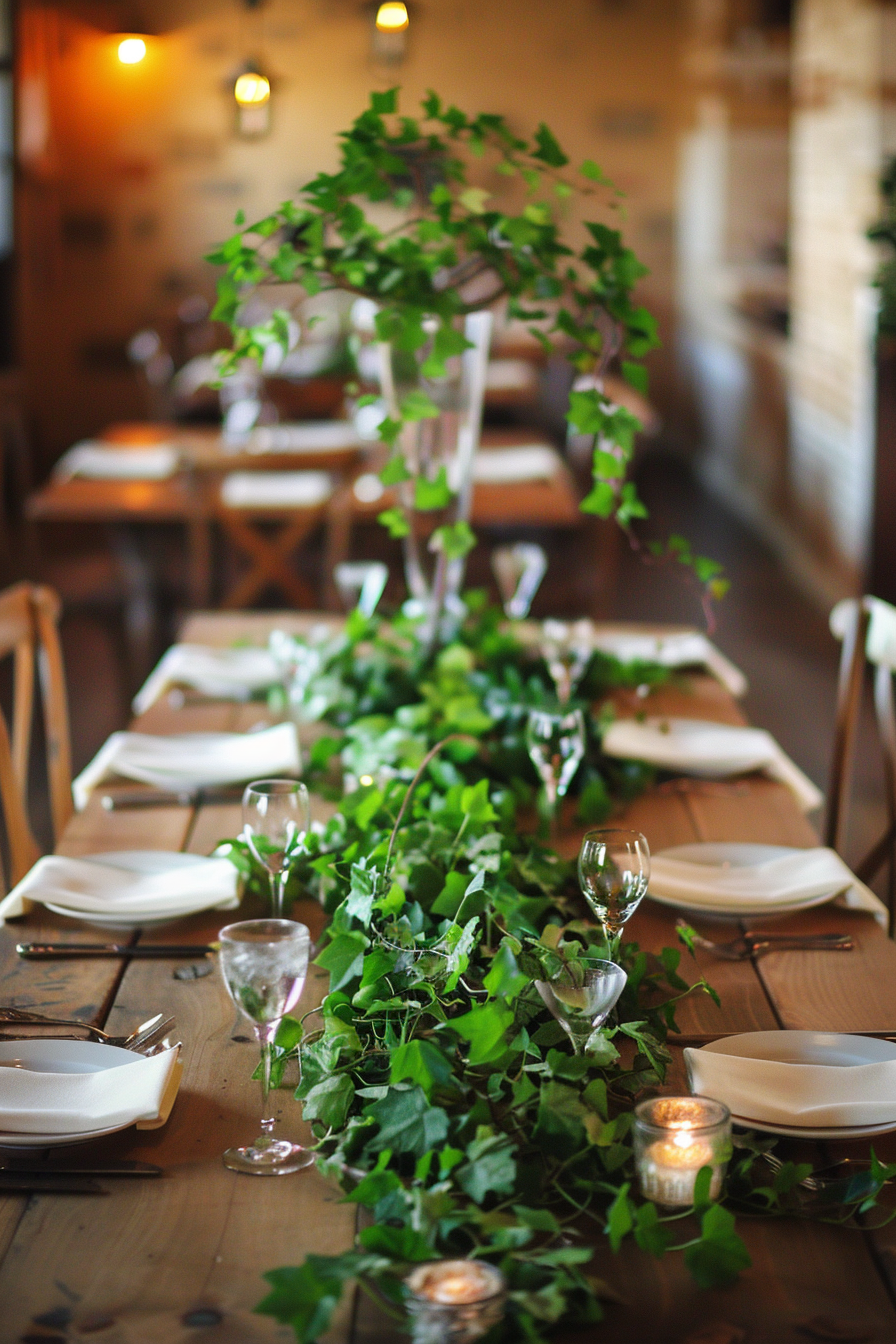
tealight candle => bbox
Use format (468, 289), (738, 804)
(405, 1260), (506, 1344)
(634, 1096), (731, 1208)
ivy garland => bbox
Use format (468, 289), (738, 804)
(216, 607), (896, 1342)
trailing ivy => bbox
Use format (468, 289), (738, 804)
(214, 609), (896, 1341)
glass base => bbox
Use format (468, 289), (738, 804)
(223, 1139), (314, 1175)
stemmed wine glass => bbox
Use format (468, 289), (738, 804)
(525, 707), (586, 835)
(242, 779), (310, 917)
(536, 956), (628, 1054)
(218, 918), (314, 1175)
(578, 828), (650, 956)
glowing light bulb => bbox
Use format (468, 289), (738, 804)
(234, 71), (271, 106)
(376, 2), (409, 31)
(117, 36), (147, 64)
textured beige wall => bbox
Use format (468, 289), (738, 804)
(19, 0), (687, 460)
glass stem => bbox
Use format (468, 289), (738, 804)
(257, 1033), (275, 1149)
(270, 870), (287, 918)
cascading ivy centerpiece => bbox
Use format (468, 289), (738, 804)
(208, 87), (727, 643)
(213, 609), (896, 1342)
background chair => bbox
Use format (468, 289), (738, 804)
(828, 595), (896, 931)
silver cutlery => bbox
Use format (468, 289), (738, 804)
(0, 1009), (172, 1050)
(675, 920), (854, 961)
(0, 1173), (106, 1194)
(16, 942), (216, 960)
(1, 1160), (162, 1177)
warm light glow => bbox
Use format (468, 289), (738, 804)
(234, 72), (271, 106)
(376, 2), (409, 31)
(117, 37), (147, 65)
(359, 775), (374, 786)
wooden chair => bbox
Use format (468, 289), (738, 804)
(0, 582), (72, 885)
(827, 595), (896, 932)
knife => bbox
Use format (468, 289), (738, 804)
(16, 943), (216, 960)
(101, 787), (245, 810)
(0, 1173), (106, 1194)
(2, 1160), (162, 1177)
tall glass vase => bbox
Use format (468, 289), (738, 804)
(377, 312), (492, 649)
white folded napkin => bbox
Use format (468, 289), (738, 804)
(54, 442), (179, 481)
(0, 1044), (180, 1134)
(132, 644), (280, 714)
(0, 853), (239, 925)
(485, 359), (539, 391)
(685, 1037), (896, 1127)
(588, 629), (747, 697)
(471, 446), (561, 484)
(601, 717), (823, 812)
(248, 421), (363, 454)
(220, 470), (332, 508)
(72, 721), (300, 809)
(649, 846), (886, 924)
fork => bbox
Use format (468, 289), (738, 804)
(0, 1008), (172, 1049)
(675, 920), (854, 961)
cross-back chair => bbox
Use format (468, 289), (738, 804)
(828, 594), (896, 932)
(0, 582), (72, 886)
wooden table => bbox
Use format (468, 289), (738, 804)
(4, 615), (896, 1343)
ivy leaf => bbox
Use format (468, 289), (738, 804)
(621, 360), (648, 395)
(460, 187), (491, 214)
(430, 521), (476, 559)
(365, 1085), (450, 1157)
(378, 507), (410, 538)
(684, 1204), (752, 1289)
(315, 930), (370, 991)
(389, 1039), (454, 1099)
(533, 122), (569, 168)
(370, 88), (398, 114)
(633, 1202), (673, 1258)
(259, 1255), (385, 1344)
(580, 481), (617, 518)
(483, 939), (529, 1001)
(379, 454), (411, 485)
(456, 1131), (518, 1203)
(450, 1001), (514, 1065)
(605, 1183), (634, 1251)
(301, 1073), (354, 1130)
(580, 158), (607, 182)
(400, 389), (441, 421)
(415, 468), (453, 511)
(358, 1224), (432, 1261)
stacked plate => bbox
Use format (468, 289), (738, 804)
(685, 1032), (896, 1139)
(0, 1039), (182, 1148)
(0, 850), (240, 929)
(647, 842), (886, 924)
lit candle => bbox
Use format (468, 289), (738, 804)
(405, 1260), (506, 1343)
(634, 1096), (731, 1208)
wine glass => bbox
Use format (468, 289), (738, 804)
(578, 828), (650, 955)
(242, 779), (310, 917)
(218, 918), (314, 1175)
(536, 956), (628, 1054)
(525, 707), (586, 834)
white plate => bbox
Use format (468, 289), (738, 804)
(692, 1031), (896, 1138)
(44, 850), (211, 929)
(0, 1039), (143, 1148)
(647, 842), (842, 920)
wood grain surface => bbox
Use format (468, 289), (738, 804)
(4, 619), (896, 1343)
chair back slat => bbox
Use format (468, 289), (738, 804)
(30, 584), (72, 840)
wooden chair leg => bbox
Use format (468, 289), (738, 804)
(219, 512), (321, 609)
(826, 600), (871, 853)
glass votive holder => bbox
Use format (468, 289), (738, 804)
(404, 1259), (506, 1344)
(634, 1095), (732, 1208)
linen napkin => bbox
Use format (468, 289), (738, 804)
(649, 846), (887, 924)
(587, 628), (747, 697)
(685, 1037), (896, 1128)
(601, 716), (823, 812)
(54, 442), (179, 481)
(72, 721), (301, 809)
(0, 1044), (181, 1134)
(220, 470), (332, 509)
(132, 644), (280, 714)
(0, 853), (239, 925)
(248, 421), (363, 454)
(470, 446), (561, 484)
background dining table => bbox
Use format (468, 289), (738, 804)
(2, 612), (896, 1343)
